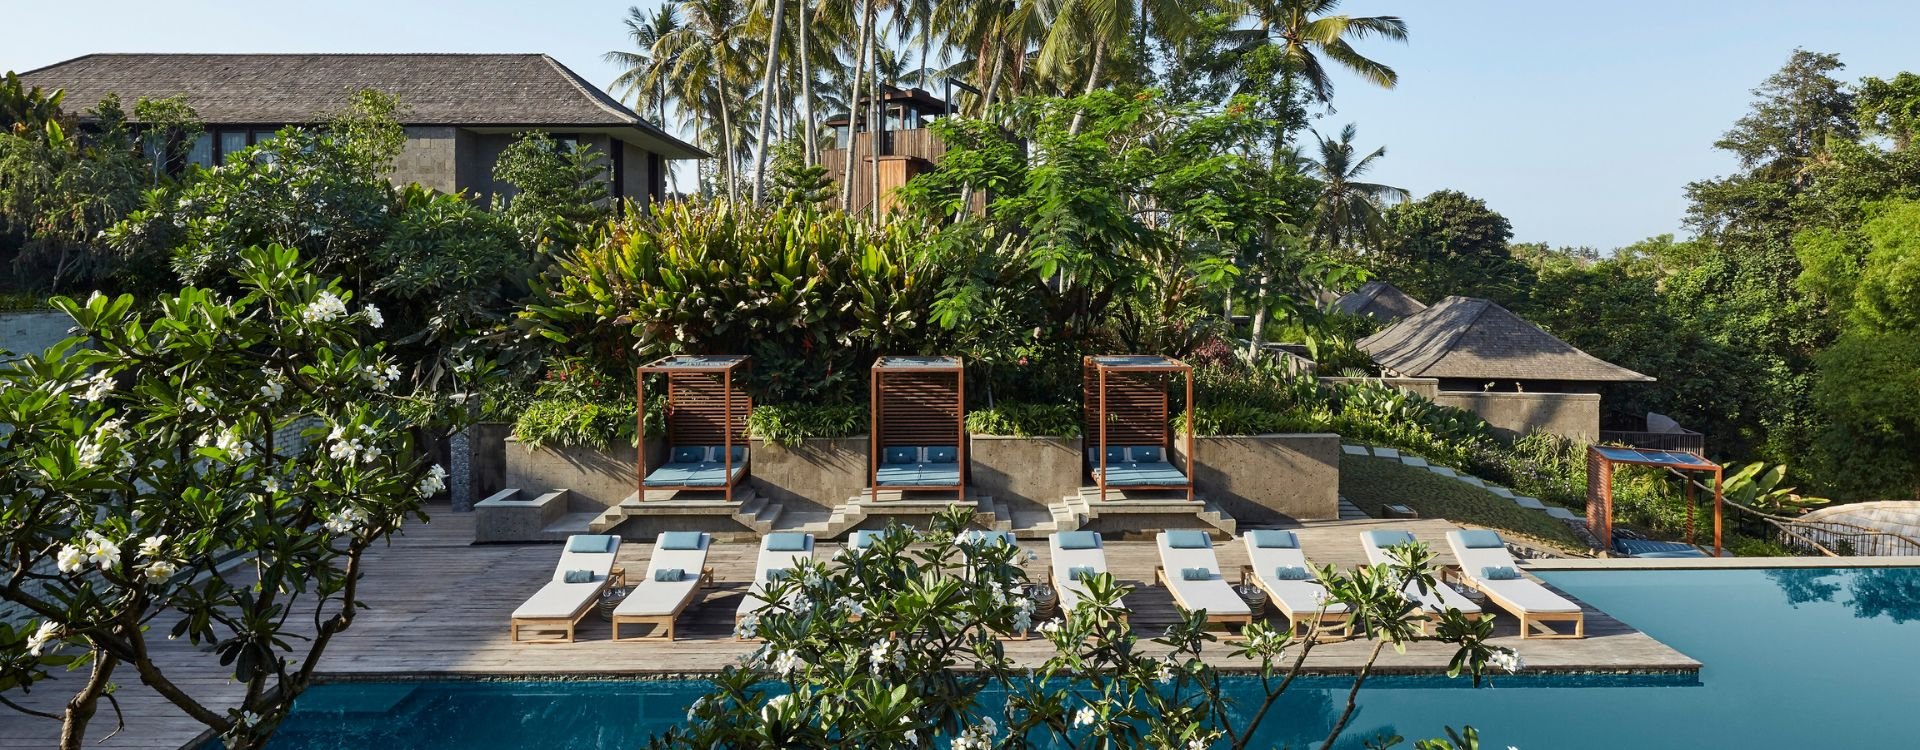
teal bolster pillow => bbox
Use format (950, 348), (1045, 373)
(1272, 566), (1311, 581)
(657, 531), (704, 550)
(568, 535), (615, 553)
(1458, 530), (1505, 549)
(1055, 531), (1101, 550)
(563, 569), (595, 584)
(765, 533), (810, 552)
(1249, 530), (1298, 549)
(1180, 567), (1212, 581)
(1165, 530), (1211, 549)
(1367, 530), (1416, 548)
(765, 569), (792, 584)
(1481, 566), (1522, 581)
(654, 568), (686, 583)
(1068, 565), (1097, 581)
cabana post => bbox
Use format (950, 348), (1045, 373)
(1083, 356), (1194, 503)
(1587, 446), (1724, 557)
(636, 355), (753, 503)
(869, 356), (967, 502)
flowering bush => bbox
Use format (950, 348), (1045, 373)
(0, 245), (488, 750)
(654, 507), (1514, 750)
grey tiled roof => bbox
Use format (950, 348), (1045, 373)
(1358, 296), (1654, 382)
(1333, 280), (1427, 321)
(19, 53), (703, 157)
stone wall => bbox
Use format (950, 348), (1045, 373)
(748, 437), (868, 512)
(1433, 391), (1600, 441)
(1319, 376), (1441, 400)
(1174, 433), (1341, 522)
(500, 437), (867, 513)
(503, 437), (644, 512)
(969, 436), (1082, 509)
(391, 126), (458, 193)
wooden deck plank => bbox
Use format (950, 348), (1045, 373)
(0, 507), (1697, 749)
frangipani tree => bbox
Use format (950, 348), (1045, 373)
(0, 245), (486, 750)
(655, 507), (1516, 750)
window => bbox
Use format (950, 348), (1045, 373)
(218, 130), (249, 163)
(185, 133), (213, 168)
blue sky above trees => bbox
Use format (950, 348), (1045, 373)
(10, 0), (1920, 250)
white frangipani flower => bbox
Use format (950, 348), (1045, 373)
(138, 535), (168, 559)
(361, 304), (384, 329)
(323, 507), (367, 535)
(1072, 706), (1096, 728)
(78, 371), (115, 402)
(303, 291), (347, 324)
(1489, 649), (1525, 674)
(26, 621), (61, 656)
(142, 559), (179, 584)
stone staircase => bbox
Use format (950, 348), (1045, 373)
(1040, 486), (1237, 537)
(583, 485), (782, 536)
(768, 490), (1007, 538)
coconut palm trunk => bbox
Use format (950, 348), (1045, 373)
(750, 0), (789, 204)
(717, 84), (739, 204)
(800, 1), (817, 165)
(867, 18), (883, 222)
(1066, 40), (1107, 136)
(840, 3), (874, 211)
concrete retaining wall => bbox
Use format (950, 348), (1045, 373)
(1433, 391), (1600, 441)
(749, 437), (868, 512)
(503, 437), (646, 512)
(502, 436), (867, 513)
(970, 435), (1082, 508)
(0, 310), (74, 362)
(1174, 433), (1341, 522)
(1319, 376), (1441, 400)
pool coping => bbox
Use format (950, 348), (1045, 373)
(1525, 555), (1920, 571)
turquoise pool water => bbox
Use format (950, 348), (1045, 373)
(264, 567), (1920, 749)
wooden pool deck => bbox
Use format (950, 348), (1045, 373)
(0, 508), (1698, 750)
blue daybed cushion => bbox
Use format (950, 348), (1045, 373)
(885, 447), (918, 464)
(1615, 539), (1709, 558)
(1457, 530), (1505, 549)
(1129, 446), (1163, 463)
(1165, 530), (1211, 549)
(850, 530), (886, 549)
(912, 465), (960, 486)
(1056, 531), (1101, 550)
(707, 445), (747, 463)
(925, 446), (958, 463)
(1367, 530), (1417, 548)
(671, 446), (705, 463)
(568, 535), (616, 553)
(1093, 464), (1187, 486)
(643, 462), (746, 487)
(1248, 530), (1298, 549)
(657, 531), (705, 550)
(765, 533), (811, 552)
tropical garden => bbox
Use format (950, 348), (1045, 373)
(0, 0), (1917, 745)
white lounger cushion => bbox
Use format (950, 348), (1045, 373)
(513, 537), (622, 619)
(1447, 531), (1580, 614)
(737, 536), (815, 618)
(615, 534), (711, 617)
(1049, 535), (1109, 612)
(1156, 534), (1251, 616)
(1242, 538), (1349, 617)
(1359, 533), (1482, 616)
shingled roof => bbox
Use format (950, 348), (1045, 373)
(1333, 280), (1427, 321)
(1358, 296), (1654, 383)
(18, 53), (704, 158)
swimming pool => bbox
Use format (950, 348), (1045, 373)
(263, 567), (1920, 749)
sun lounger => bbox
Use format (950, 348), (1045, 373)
(1239, 531), (1349, 639)
(611, 532), (715, 642)
(735, 532), (815, 638)
(510, 534), (622, 644)
(1360, 530), (1482, 629)
(1446, 529), (1584, 639)
(1154, 530), (1252, 634)
(1049, 531), (1119, 621)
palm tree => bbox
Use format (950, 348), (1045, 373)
(654, 0), (757, 203)
(1228, 0), (1406, 103)
(1040, 0), (1194, 133)
(606, 4), (684, 191)
(1305, 123), (1407, 252)
(749, 0), (791, 204)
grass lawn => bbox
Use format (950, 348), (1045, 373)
(1340, 454), (1584, 549)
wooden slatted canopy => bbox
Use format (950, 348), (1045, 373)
(1587, 446), (1724, 557)
(1084, 355), (1193, 502)
(637, 355), (752, 502)
(870, 356), (966, 502)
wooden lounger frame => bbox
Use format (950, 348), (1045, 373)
(1084, 356), (1194, 503)
(637, 355), (753, 502)
(1452, 569), (1585, 639)
(510, 581), (610, 644)
(1154, 566), (1252, 638)
(869, 355), (967, 502)
(611, 566), (716, 642)
(1237, 564), (1352, 642)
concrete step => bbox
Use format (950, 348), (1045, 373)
(542, 511), (599, 536)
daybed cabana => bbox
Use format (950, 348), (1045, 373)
(870, 356), (966, 502)
(1083, 355), (1193, 503)
(637, 355), (752, 502)
(1588, 446), (1725, 558)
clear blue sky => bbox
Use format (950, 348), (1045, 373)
(9, 0), (1919, 250)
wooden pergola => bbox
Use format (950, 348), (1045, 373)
(870, 356), (966, 502)
(1083, 355), (1194, 503)
(636, 355), (752, 503)
(1587, 446), (1724, 557)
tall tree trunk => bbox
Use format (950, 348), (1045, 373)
(657, 88), (676, 194)
(1067, 40), (1107, 136)
(59, 652), (118, 750)
(750, 0), (789, 205)
(1245, 272), (1271, 361)
(694, 114), (707, 196)
(919, 26), (932, 90)
(868, 10), (883, 222)
(799, 1), (817, 165)
(718, 84), (739, 205)
(840, 4), (874, 211)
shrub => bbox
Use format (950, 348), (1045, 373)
(513, 397), (646, 448)
(748, 404), (868, 447)
(965, 403), (1080, 437)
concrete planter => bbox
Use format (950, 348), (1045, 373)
(969, 435), (1082, 508)
(1433, 391), (1599, 441)
(749, 437), (869, 512)
(1174, 433), (1341, 522)
(503, 437), (645, 512)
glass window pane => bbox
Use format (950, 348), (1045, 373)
(219, 130), (248, 163)
(186, 133), (213, 168)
